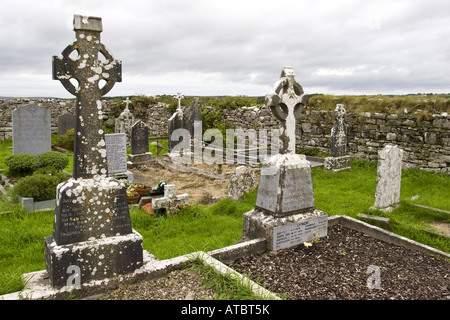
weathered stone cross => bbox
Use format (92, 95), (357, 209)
(124, 97), (131, 110)
(174, 92), (184, 111)
(53, 15), (122, 179)
(265, 66), (307, 154)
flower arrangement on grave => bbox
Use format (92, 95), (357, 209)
(134, 182), (152, 196)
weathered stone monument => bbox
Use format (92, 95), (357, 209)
(228, 166), (256, 201)
(12, 104), (51, 156)
(105, 133), (133, 180)
(242, 66), (328, 251)
(57, 113), (76, 137)
(372, 144), (404, 212)
(45, 15), (143, 287)
(115, 97), (135, 148)
(168, 92), (185, 151)
(128, 120), (152, 168)
(324, 104), (351, 171)
(152, 184), (189, 213)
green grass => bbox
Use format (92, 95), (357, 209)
(0, 151), (448, 296)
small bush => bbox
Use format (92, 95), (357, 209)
(4, 153), (39, 177)
(33, 166), (69, 182)
(38, 151), (69, 171)
(13, 174), (63, 202)
(57, 128), (74, 151)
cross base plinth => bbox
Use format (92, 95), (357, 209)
(242, 209), (328, 251)
(44, 230), (143, 288)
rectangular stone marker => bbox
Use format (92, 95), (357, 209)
(105, 133), (128, 175)
(12, 104), (51, 156)
(273, 214), (328, 251)
(373, 144), (404, 211)
(131, 120), (149, 155)
(57, 113), (76, 137)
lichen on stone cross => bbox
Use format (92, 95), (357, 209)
(52, 14), (122, 179)
(265, 66), (307, 154)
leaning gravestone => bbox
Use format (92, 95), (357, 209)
(57, 113), (76, 137)
(12, 104), (51, 156)
(45, 15), (143, 288)
(128, 120), (152, 168)
(168, 92), (185, 151)
(324, 104), (351, 171)
(372, 144), (404, 212)
(242, 66), (328, 251)
(115, 97), (135, 148)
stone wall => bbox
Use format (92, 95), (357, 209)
(0, 98), (448, 173)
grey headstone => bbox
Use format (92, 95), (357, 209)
(131, 120), (149, 155)
(57, 113), (76, 137)
(187, 97), (203, 137)
(324, 104), (351, 171)
(12, 104), (51, 156)
(255, 154), (315, 217)
(228, 166), (256, 201)
(168, 92), (186, 151)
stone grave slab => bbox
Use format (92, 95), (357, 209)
(12, 104), (51, 156)
(128, 120), (152, 168)
(324, 104), (351, 171)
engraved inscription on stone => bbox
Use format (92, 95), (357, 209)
(255, 166), (280, 212)
(273, 214), (328, 251)
(105, 133), (128, 174)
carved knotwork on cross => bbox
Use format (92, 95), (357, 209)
(53, 15), (122, 179)
(265, 66), (307, 154)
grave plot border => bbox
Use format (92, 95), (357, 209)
(1, 215), (448, 300)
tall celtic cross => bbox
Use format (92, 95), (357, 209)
(265, 66), (307, 154)
(53, 15), (122, 179)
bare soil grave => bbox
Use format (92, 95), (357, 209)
(130, 156), (260, 205)
(230, 224), (450, 300)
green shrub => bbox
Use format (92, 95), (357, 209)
(38, 151), (69, 171)
(13, 174), (63, 201)
(57, 128), (74, 151)
(33, 166), (69, 182)
(4, 153), (39, 177)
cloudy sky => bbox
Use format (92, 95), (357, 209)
(1, 0), (449, 98)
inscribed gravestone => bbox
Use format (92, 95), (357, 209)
(372, 144), (404, 211)
(45, 15), (142, 288)
(242, 66), (328, 251)
(105, 133), (128, 175)
(57, 113), (76, 137)
(128, 120), (152, 168)
(12, 104), (51, 156)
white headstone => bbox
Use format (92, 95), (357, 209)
(373, 144), (404, 211)
(105, 133), (128, 175)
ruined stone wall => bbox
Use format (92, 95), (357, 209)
(0, 98), (448, 173)
(223, 106), (449, 173)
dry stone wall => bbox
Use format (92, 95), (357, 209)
(0, 98), (448, 173)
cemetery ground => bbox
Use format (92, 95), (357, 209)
(0, 137), (449, 299)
